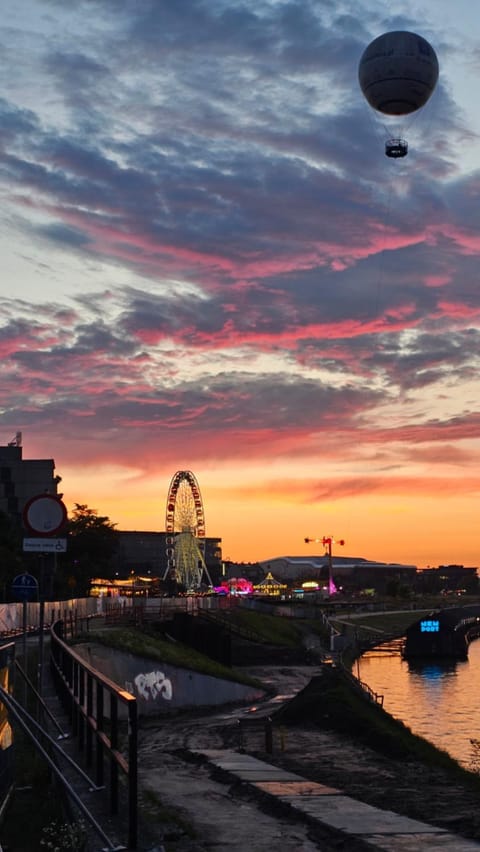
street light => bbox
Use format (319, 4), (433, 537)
(304, 536), (345, 597)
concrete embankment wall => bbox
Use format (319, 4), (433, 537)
(75, 642), (266, 717)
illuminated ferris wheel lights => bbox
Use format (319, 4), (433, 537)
(163, 470), (211, 590)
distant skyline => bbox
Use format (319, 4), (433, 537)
(1, 1), (480, 569)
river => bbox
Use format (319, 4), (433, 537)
(358, 636), (480, 771)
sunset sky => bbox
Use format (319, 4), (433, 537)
(1, 1), (480, 568)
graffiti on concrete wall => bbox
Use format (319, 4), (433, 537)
(128, 670), (173, 702)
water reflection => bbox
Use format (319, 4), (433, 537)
(406, 660), (458, 680)
(360, 638), (480, 769)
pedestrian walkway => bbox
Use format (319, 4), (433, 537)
(193, 749), (480, 852)
(20, 627), (480, 851)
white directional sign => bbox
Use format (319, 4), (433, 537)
(23, 538), (67, 553)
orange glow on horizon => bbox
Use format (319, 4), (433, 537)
(61, 464), (480, 571)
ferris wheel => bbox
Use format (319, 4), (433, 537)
(163, 470), (212, 589)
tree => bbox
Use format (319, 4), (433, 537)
(57, 504), (118, 597)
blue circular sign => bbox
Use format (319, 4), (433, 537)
(11, 573), (39, 602)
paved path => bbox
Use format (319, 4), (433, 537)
(192, 748), (480, 851)
(28, 636), (480, 851)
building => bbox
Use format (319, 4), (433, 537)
(115, 531), (165, 576)
(223, 561), (264, 584)
(258, 554), (418, 595)
(0, 434), (61, 526)
(416, 564), (479, 595)
(115, 530), (223, 583)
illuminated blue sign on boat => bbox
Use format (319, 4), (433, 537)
(420, 619), (440, 633)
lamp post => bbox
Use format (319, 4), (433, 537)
(304, 535), (345, 597)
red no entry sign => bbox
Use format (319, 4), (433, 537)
(22, 494), (68, 537)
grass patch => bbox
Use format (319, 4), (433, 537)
(219, 608), (304, 647)
(78, 628), (264, 688)
(328, 609), (433, 645)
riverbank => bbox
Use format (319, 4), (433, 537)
(269, 665), (480, 840)
(136, 662), (480, 849)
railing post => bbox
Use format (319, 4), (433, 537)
(72, 659), (79, 736)
(78, 667), (85, 752)
(86, 673), (93, 766)
(237, 719), (244, 752)
(49, 618), (138, 849)
(110, 694), (119, 814)
(265, 717), (273, 754)
(128, 697), (138, 850)
(95, 685), (104, 788)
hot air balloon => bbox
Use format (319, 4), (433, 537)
(358, 31), (439, 158)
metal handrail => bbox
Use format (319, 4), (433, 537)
(14, 659), (68, 739)
(1, 685), (105, 793)
(50, 620), (138, 849)
(0, 686), (123, 850)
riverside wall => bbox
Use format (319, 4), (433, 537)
(74, 642), (266, 717)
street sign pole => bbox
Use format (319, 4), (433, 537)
(20, 493), (68, 700)
(38, 599), (45, 699)
(22, 492), (68, 600)
(11, 572), (39, 706)
(22, 600), (27, 706)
